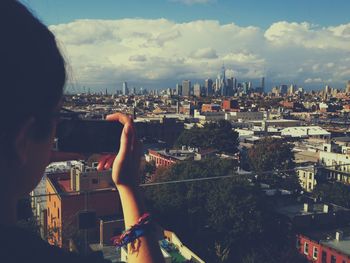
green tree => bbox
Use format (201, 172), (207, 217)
(248, 138), (298, 188)
(144, 156), (305, 263)
(313, 182), (350, 208)
(175, 120), (239, 154)
(248, 138), (294, 174)
(142, 160), (156, 183)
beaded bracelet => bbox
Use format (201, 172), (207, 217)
(111, 213), (152, 248)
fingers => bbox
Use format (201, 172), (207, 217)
(106, 112), (133, 126)
(104, 155), (116, 170)
(97, 154), (113, 171)
(106, 112), (136, 155)
(117, 122), (133, 161)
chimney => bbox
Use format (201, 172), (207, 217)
(303, 203), (309, 212)
(323, 204), (329, 213)
(336, 231), (343, 241)
(70, 168), (76, 191)
(100, 220), (104, 246)
(303, 203), (313, 212)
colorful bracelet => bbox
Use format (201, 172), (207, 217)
(111, 213), (152, 248)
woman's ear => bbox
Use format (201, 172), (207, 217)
(14, 117), (36, 166)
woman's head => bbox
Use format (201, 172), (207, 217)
(0, 0), (66, 195)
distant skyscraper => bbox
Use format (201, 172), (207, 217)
(215, 77), (221, 94)
(221, 64), (227, 96)
(122, 82), (129, 95)
(176, 83), (182, 96)
(227, 77), (234, 96)
(233, 78), (237, 93)
(280, 85), (288, 95)
(325, 85), (331, 94)
(271, 86), (280, 96)
(288, 84), (296, 95)
(248, 81), (252, 90)
(242, 82), (249, 94)
(346, 80), (350, 93)
(205, 79), (213, 96)
(193, 83), (201, 97)
(182, 80), (191, 97)
(221, 83), (227, 96)
(261, 77), (265, 92)
(221, 64), (226, 84)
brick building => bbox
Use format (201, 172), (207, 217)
(221, 99), (239, 111)
(201, 103), (221, 112)
(297, 230), (350, 263)
(46, 162), (122, 248)
(148, 147), (217, 168)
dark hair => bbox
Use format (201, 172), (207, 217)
(0, 1), (66, 146)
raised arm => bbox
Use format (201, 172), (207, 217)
(98, 113), (164, 263)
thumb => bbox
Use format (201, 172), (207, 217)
(117, 122), (133, 161)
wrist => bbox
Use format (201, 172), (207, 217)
(116, 184), (146, 226)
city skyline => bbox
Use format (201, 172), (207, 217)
(21, 1), (350, 91)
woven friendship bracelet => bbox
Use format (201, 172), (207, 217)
(111, 213), (152, 248)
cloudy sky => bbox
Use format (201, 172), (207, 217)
(22, 0), (350, 92)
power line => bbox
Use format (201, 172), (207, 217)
(30, 161), (350, 198)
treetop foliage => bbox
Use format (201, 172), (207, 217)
(175, 120), (239, 154)
(248, 137), (295, 175)
(144, 157), (305, 262)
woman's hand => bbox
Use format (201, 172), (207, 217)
(97, 113), (142, 188)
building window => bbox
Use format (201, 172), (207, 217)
(322, 251), (327, 263)
(58, 208), (60, 219)
(304, 242), (309, 255)
(54, 201), (56, 208)
(313, 247), (318, 259)
(331, 255), (336, 263)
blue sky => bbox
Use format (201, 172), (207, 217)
(21, 0), (350, 91)
(23, 0), (349, 28)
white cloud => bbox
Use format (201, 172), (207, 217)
(264, 21), (350, 50)
(304, 78), (323, 84)
(49, 19), (350, 90)
(191, 47), (218, 59)
(129, 55), (147, 62)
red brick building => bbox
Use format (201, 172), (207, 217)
(297, 231), (350, 263)
(148, 148), (217, 168)
(46, 163), (122, 248)
(221, 99), (239, 111)
(148, 149), (178, 167)
(201, 103), (221, 112)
